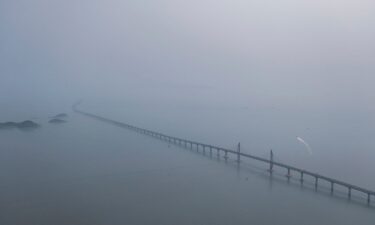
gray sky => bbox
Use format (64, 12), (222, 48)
(1, 0), (375, 114)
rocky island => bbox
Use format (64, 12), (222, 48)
(48, 118), (67, 124)
(0, 120), (40, 129)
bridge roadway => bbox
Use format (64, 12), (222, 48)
(73, 105), (374, 205)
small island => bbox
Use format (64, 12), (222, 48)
(0, 120), (40, 129)
(49, 118), (67, 124)
(52, 113), (68, 118)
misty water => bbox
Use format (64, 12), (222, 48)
(2, 0), (375, 224)
(0, 102), (374, 225)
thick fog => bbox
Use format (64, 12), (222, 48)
(1, 1), (375, 224)
(1, 0), (375, 113)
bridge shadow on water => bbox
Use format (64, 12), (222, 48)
(163, 138), (375, 211)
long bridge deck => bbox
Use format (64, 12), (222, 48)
(73, 105), (374, 205)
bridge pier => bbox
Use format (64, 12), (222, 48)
(348, 187), (352, 199)
(368, 194), (371, 204)
(331, 182), (334, 194)
(315, 176), (318, 189)
(237, 142), (240, 163)
(269, 150), (273, 174)
(224, 150), (228, 160)
(286, 168), (291, 179)
(300, 172), (304, 183)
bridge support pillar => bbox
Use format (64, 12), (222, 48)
(224, 150), (228, 160)
(286, 168), (291, 179)
(237, 142), (240, 163)
(331, 182), (334, 194)
(315, 177), (318, 189)
(269, 150), (273, 174)
(368, 194), (371, 204)
(348, 187), (351, 199)
(300, 172), (304, 183)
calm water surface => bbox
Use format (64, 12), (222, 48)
(0, 104), (374, 225)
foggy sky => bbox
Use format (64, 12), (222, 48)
(1, 0), (375, 116)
